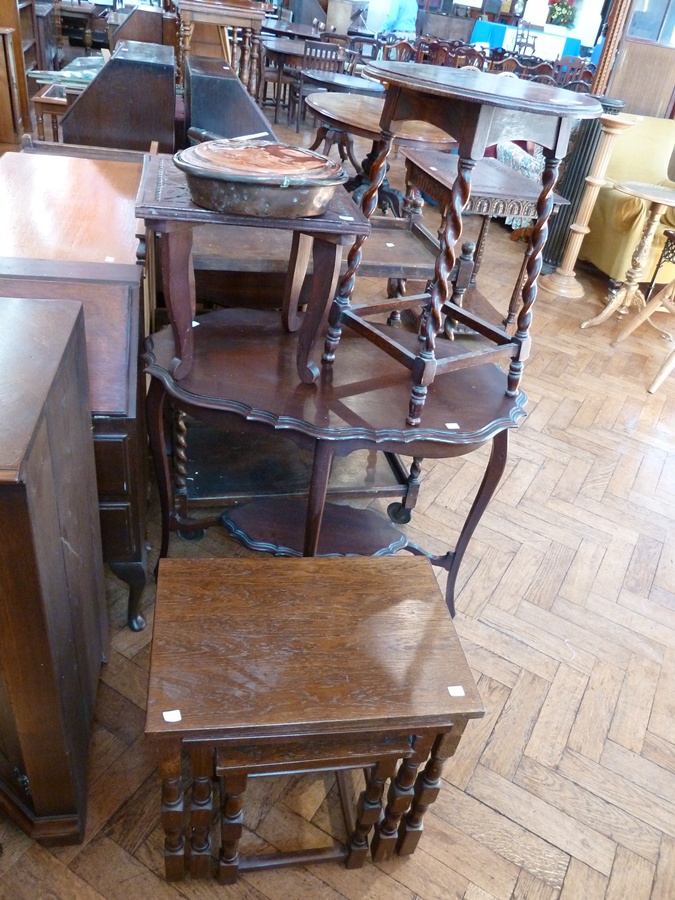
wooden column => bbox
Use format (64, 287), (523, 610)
(538, 113), (635, 299)
(591, 0), (634, 97)
(0, 27), (22, 143)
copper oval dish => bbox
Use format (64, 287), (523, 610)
(173, 139), (348, 218)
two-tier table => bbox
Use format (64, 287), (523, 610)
(321, 63), (602, 426)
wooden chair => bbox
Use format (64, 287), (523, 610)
(146, 555), (484, 884)
(552, 55), (589, 85)
(320, 30), (350, 49)
(460, 47), (486, 69)
(381, 40), (414, 62)
(413, 37), (435, 62)
(413, 37), (452, 64)
(348, 36), (382, 61)
(520, 61), (553, 80)
(563, 79), (591, 93)
(345, 36), (382, 75)
(257, 44), (295, 110)
(426, 43), (452, 66)
(491, 55), (520, 73)
(289, 40), (343, 132)
(513, 20), (537, 56)
(443, 46), (466, 67)
(487, 46), (509, 66)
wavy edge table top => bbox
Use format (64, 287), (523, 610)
(144, 308), (527, 445)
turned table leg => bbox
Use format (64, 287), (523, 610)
(157, 746), (185, 881)
(346, 758), (398, 868)
(397, 723), (468, 855)
(219, 772), (248, 884)
(370, 734), (435, 861)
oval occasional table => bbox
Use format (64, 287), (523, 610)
(301, 69), (385, 96)
(304, 91), (457, 213)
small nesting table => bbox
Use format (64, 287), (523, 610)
(145, 555), (484, 883)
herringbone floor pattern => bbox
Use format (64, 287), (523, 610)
(2, 121), (675, 899)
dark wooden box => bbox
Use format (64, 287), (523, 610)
(0, 259), (148, 614)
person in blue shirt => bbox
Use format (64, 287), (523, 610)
(380, 0), (418, 39)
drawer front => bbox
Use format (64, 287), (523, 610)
(93, 434), (131, 496)
(99, 502), (138, 561)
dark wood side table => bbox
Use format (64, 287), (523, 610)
(0, 298), (107, 843)
(0, 150), (149, 630)
(304, 91), (455, 212)
(322, 63), (603, 425)
(135, 153), (370, 386)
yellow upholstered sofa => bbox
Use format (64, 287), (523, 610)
(579, 115), (675, 285)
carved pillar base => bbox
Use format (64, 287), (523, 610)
(538, 265), (586, 299)
(539, 112), (636, 300)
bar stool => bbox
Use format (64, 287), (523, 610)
(145, 555), (484, 883)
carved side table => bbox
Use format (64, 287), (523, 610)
(143, 307), (526, 617)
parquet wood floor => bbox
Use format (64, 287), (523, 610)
(2, 120), (675, 899)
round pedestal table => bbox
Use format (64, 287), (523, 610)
(581, 181), (675, 329)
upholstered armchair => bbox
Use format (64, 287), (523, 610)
(579, 115), (675, 286)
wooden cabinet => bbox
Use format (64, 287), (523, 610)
(35, 1), (60, 70)
(0, 297), (107, 843)
(0, 261), (148, 631)
(0, 150), (149, 631)
(0, 0), (38, 126)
